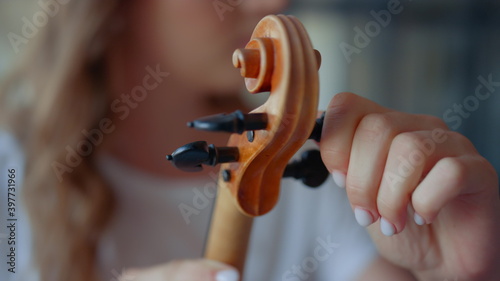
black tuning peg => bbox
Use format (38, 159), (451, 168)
(308, 112), (325, 142)
(188, 110), (268, 134)
(166, 141), (239, 172)
(283, 149), (328, 188)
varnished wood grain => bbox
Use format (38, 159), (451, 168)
(204, 15), (321, 279)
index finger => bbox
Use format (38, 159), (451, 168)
(320, 92), (389, 177)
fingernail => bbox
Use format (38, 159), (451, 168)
(380, 218), (396, 236)
(216, 269), (240, 281)
(414, 213), (426, 226)
(332, 170), (346, 188)
(354, 208), (374, 227)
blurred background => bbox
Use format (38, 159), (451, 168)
(1, 0), (499, 176)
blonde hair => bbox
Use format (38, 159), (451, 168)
(1, 1), (124, 280)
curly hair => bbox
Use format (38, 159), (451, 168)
(0, 1), (126, 280)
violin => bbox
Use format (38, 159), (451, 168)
(167, 14), (327, 279)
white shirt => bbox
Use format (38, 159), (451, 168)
(0, 131), (377, 281)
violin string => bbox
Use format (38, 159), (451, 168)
(201, 184), (218, 257)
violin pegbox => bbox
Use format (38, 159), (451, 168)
(167, 15), (324, 217)
(164, 15), (328, 276)
(220, 15), (322, 216)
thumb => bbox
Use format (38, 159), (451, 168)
(120, 259), (240, 281)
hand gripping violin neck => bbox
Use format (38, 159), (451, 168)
(167, 15), (326, 279)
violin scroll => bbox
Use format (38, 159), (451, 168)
(166, 14), (326, 278)
(167, 15), (324, 216)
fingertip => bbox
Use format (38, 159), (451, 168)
(332, 170), (346, 188)
(216, 269), (240, 281)
(206, 260), (240, 281)
(119, 268), (139, 281)
(380, 218), (396, 237)
(354, 207), (375, 227)
(413, 213), (427, 226)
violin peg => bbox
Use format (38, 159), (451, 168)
(308, 113), (325, 142)
(233, 37), (274, 93)
(167, 141), (239, 172)
(188, 110), (267, 134)
(283, 150), (329, 188)
(233, 49), (261, 78)
(314, 49), (322, 70)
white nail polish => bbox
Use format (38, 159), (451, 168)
(380, 218), (396, 236)
(354, 208), (374, 227)
(332, 170), (346, 188)
(216, 269), (240, 281)
(414, 213), (426, 226)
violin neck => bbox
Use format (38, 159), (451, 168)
(204, 186), (253, 277)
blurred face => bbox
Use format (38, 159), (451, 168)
(125, 0), (289, 95)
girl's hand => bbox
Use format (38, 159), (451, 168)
(120, 259), (239, 281)
(320, 92), (500, 280)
